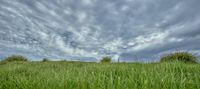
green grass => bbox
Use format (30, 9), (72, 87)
(0, 61), (200, 89)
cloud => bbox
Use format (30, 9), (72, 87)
(0, 0), (200, 61)
(82, 0), (96, 6)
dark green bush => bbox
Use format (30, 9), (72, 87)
(3, 55), (28, 62)
(42, 58), (50, 62)
(100, 57), (112, 63)
(160, 52), (198, 63)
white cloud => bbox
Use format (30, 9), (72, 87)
(82, 0), (95, 5)
(55, 36), (73, 54)
(128, 32), (168, 51)
(121, 6), (129, 11)
(37, 31), (48, 40)
(1, 0), (200, 61)
(103, 38), (123, 52)
(77, 11), (87, 23)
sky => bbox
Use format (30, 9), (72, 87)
(0, 0), (200, 62)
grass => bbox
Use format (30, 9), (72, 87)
(0, 61), (200, 89)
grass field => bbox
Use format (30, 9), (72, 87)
(0, 61), (200, 89)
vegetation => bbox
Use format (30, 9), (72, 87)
(0, 53), (199, 89)
(160, 52), (198, 63)
(2, 55), (28, 62)
(100, 57), (112, 63)
(0, 62), (200, 89)
(42, 58), (50, 62)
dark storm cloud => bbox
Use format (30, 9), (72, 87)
(0, 0), (200, 61)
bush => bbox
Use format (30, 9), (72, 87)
(3, 55), (28, 62)
(42, 58), (50, 62)
(160, 52), (198, 63)
(100, 57), (112, 63)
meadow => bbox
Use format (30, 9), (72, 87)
(0, 61), (200, 89)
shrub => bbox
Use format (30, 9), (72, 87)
(100, 57), (112, 63)
(160, 52), (198, 63)
(3, 55), (28, 62)
(42, 58), (50, 62)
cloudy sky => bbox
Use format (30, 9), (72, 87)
(0, 0), (200, 62)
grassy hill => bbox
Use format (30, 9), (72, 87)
(0, 61), (200, 89)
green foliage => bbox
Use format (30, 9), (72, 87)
(160, 52), (198, 63)
(42, 58), (50, 62)
(0, 62), (200, 89)
(100, 57), (112, 63)
(2, 55), (28, 62)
